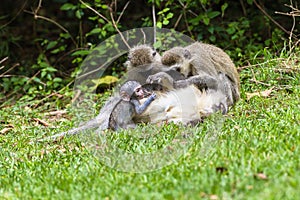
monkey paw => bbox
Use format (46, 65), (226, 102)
(146, 74), (162, 84)
(150, 93), (157, 100)
(146, 72), (173, 86)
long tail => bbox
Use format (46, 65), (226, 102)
(37, 96), (121, 142)
(37, 116), (105, 142)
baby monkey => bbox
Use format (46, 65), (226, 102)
(40, 81), (156, 141)
(109, 80), (157, 130)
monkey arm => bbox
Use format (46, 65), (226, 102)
(174, 75), (218, 90)
(132, 94), (156, 115)
(147, 72), (218, 91)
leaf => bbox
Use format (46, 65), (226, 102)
(60, 3), (76, 11)
(254, 173), (268, 180)
(71, 50), (91, 56)
(210, 194), (218, 200)
(53, 77), (62, 82)
(162, 19), (169, 25)
(246, 87), (274, 100)
(166, 13), (174, 19)
(91, 75), (119, 87)
(156, 22), (162, 28)
(203, 17), (210, 25)
(45, 110), (67, 116)
(46, 41), (58, 50)
(0, 124), (14, 134)
(153, 40), (162, 49)
(75, 10), (83, 19)
(207, 11), (220, 19)
(0, 128), (12, 134)
(33, 118), (50, 127)
(260, 87), (274, 97)
(247, 0), (254, 5)
(209, 35), (216, 42)
(226, 27), (236, 35)
(221, 3), (228, 17)
(87, 28), (102, 36)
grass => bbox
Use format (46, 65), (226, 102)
(0, 51), (299, 199)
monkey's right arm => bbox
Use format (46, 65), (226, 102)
(132, 93), (156, 115)
(175, 74), (218, 90)
(147, 72), (218, 91)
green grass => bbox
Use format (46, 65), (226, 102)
(0, 52), (299, 199)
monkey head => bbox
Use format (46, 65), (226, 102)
(161, 47), (192, 66)
(120, 80), (144, 101)
(126, 45), (161, 69)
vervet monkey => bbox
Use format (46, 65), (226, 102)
(147, 42), (240, 110)
(124, 44), (227, 124)
(41, 81), (156, 140)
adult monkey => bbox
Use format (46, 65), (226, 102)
(147, 42), (240, 113)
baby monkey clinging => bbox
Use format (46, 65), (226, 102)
(109, 80), (157, 130)
(41, 80), (156, 141)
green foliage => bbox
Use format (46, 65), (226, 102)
(1, 0), (297, 104)
(156, 8), (174, 28)
(0, 26), (22, 58)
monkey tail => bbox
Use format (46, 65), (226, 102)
(37, 96), (122, 142)
(37, 116), (106, 142)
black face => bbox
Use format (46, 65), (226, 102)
(152, 51), (157, 57)
(183, 49), (192, 59)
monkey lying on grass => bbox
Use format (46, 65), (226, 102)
(41, 81), (156, 140)
(146, 42), (240, 114)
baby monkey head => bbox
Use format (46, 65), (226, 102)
(119, 81), (144, 101)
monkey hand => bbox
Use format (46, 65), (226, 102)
(150, 93), (157, 100)
(146, 74), (161, 84)
(146, 72), (173, 86)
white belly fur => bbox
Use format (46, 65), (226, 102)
(138, 85), (225, 125)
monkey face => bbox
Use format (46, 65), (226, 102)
(134, 86), (144, 99)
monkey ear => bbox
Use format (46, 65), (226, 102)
(183, 49), (192, 59)
(120, 91), (131, 101)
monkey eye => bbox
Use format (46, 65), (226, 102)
(135, 87), (142, 93)
(152, 52), (157, 57)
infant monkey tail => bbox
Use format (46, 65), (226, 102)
(36, 120), (105, 142)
